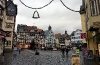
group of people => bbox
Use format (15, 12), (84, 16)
(13, 44), (21, 57)
(61, 47), (70, 57)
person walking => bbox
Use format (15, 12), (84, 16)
(65, 47), (69, 58)
(18, 46), (21, 54)
(61, 47), (65, 57)
(13, 45), (19, 58)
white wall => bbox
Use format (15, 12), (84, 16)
(71, 29), (83, 43)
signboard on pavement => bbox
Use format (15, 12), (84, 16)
(72, 54), (80, 65)
(87, 50), (93, 59)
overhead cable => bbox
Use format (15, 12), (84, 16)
(60, 0), (80, 12)
(19, 0), (54, 9)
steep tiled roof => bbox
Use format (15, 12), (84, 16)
(33, 26), (37, 30)
(37, 28), (42, 32)
(62, 34), (66, 38)
(44, 30), (49, 36)
(71, 31), (75, 36)
(26, 26), (37, 31)
(55, 33), (60, 39)
(26, 26), (32, 30)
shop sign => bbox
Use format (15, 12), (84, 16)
(81, 33), (86, 39)
(72, 54), (81, 65)
(93, 22), (100, 28)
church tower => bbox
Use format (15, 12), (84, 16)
(48, 25), (52, 30)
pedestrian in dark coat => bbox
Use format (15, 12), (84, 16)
(61, 47), (65, 57)
(18, 47), (21, 54)
(65, 48), (69, 57)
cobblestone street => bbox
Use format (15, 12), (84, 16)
(1, 49), (99, 65)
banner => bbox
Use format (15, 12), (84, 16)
(72, 54), (80, 65)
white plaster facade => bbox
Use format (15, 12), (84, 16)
(71, 29), (83, 44)
(45, 26), (55, 48)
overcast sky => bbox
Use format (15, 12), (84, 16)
(13, 0), (82, 35)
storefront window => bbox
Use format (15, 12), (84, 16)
(5, 41), (11, 46)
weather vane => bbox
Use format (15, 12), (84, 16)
(19, 0), (80, 19)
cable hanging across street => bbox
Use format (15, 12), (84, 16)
(18, 0), (80, 18)
(19, 0), (54, 9)
(60, 0), (80, 12)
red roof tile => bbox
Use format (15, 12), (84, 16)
(62, 34), (66, 38)
(33, 26), (37, 30)
(55, 33), (60, 39)
(37, 28), (42, 32)
(26, 26), (32, 30)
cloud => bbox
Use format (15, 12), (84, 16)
(14, 0), (82, 34)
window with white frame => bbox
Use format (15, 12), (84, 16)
(7, 16), (13, 20)
(90, 0), (97, 16)
(5, 41), (11, 46)
(5, 23), (13, 28)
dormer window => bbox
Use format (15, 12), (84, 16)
(5, 23), (13, 28)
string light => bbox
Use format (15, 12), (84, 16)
(19, 0), (81, 18)
(60, 0), (80, 12)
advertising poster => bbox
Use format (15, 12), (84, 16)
(87, 50), (93, 59)
(83, 48), (88, 56)
(72, 54), (80, 65)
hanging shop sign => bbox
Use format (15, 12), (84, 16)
(81, 33), (86, 39)
(71, 54), (81, 65)
(93, 22), (100, 28)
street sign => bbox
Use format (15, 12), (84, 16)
(81, 33), (86, 39)
(72, 54), (81, 65)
